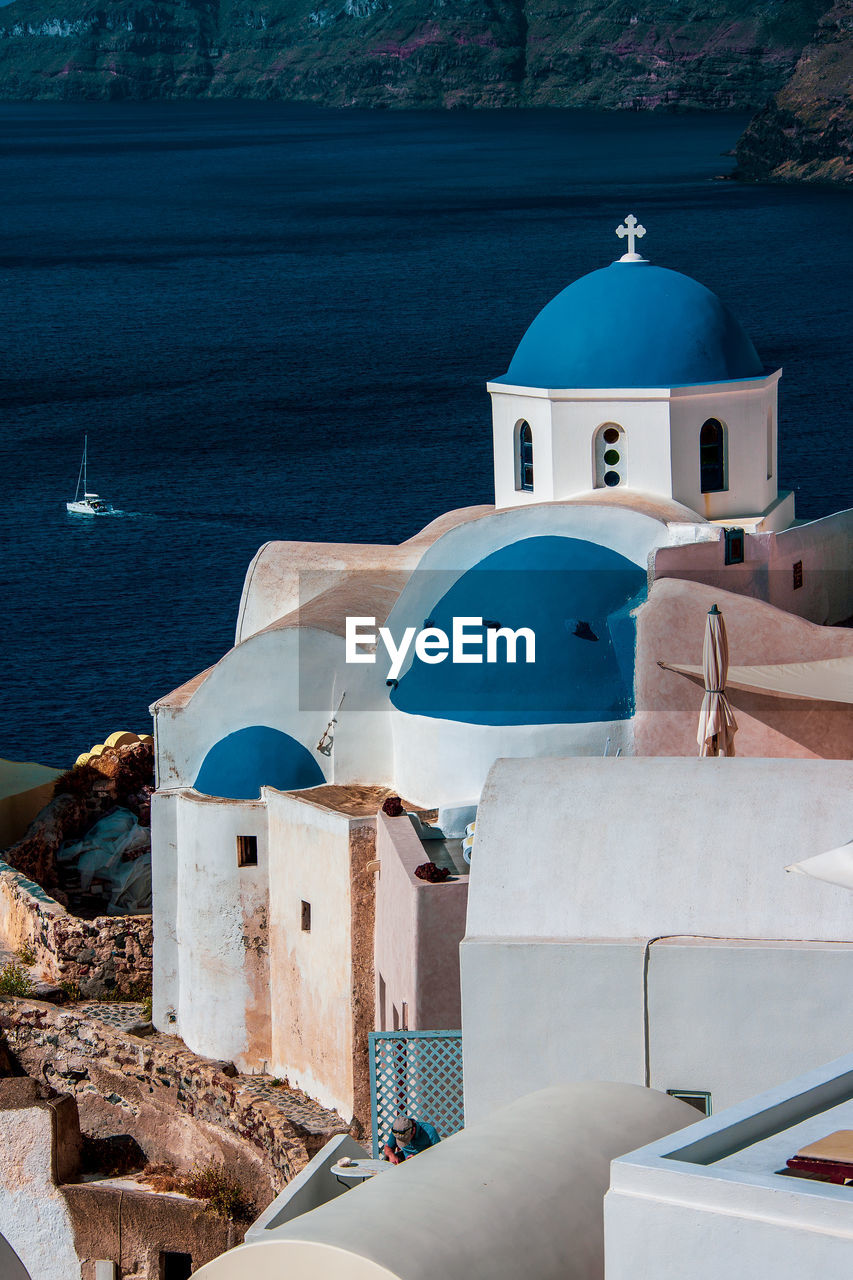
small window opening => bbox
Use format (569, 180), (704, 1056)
(793, 560), (804, 590)
(594, 423), (626, 488)
(301, 900), (312, 932)
(724, 527), (744, 566)
(515, 420), (534, 492)
(666, 1089), (712, 1116)
(700, 418), (727, 494)
(236, 835), (257, 867)
(766, 409), (774, 480)
(160, 1253), (193, 1280)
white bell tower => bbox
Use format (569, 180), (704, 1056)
(488, 218), (794, 532)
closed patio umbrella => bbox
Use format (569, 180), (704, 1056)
(697, 603), (737, 757)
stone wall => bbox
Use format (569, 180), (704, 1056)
(65, 1183), (240, 1280)
(0, 1000), (310, 1206)
(0, 1075), (244, 1280)
(349, 820), (377, 1140)
(0, 861), (152, 997)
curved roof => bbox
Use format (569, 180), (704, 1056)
(194, 726), (324, 800)
(390, 534), (646, 726)
(496, 261), (764, 389)
(194, 1083), (694, 1280)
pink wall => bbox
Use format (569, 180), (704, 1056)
(653, 508), (853, 626)
(374, 814), (468, 1033)
(634, 577), (853, 760)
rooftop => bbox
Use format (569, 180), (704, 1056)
(612, 1052), (853, 1215)
(495, 259), (765, 391)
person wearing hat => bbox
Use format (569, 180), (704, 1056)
(382, 1114), (440, 1164)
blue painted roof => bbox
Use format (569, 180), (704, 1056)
(194, 726), (324, 800)
(496, 261), (764, 389)
(390, 535), (646, 726)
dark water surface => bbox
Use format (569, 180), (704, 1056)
(0, 103), (850, 765)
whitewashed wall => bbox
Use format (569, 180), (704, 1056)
(391, 713), (633, 809)
(153, 625), (393, 792)
(466, 757), (853, 942)
(266, 791), (357, 1118)
(151, 789), (180, 1032)
(490, 385), (670, 509)
(669, 374), (779, 521)
(0, 1106), (80, 1280)
(490, 388), (556, 506)
(647, 938), (853, 1111)
(607, 1186), (853, 1280)
(771, 508), (853, 622)
(651, 505), (853, 626)
(462, 938), (648, 1124)
(605, 1055), (853, 1280)
(174, 792), (270, 1070)
(374, 813), (468, 1032)
(462, 756), (853, 1124)
(489, 374), (781, 523)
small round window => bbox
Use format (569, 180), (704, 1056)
(595, 423), (626, 488)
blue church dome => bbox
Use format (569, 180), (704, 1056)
(194, 726), (324, 799)
(496, 261), (764, 389)
(390, 535), (646, 726)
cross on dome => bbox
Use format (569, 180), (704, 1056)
(615, 214), (647, 261)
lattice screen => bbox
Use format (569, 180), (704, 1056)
(369, 1031), (464, 1156)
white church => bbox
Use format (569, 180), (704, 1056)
(149, 215), (853, 1136)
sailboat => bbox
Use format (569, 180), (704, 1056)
(66, 436), (114, 516)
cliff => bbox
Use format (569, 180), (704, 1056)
(0, 0), (829, 108)
(735, 0), (853, 184)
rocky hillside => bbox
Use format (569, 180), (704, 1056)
(735, 0), (853, 184)
(0, 0), (829, 107)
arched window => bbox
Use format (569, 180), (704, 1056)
(594, 423), (626, 488)
(700, 418), (727, 493)
(515, 420), (534, 492)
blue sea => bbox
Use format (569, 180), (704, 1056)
(0, 103), (851, 767)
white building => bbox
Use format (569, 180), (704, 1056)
(149, 218), (853, 1121)
(606, 1051), (853, 1280)
(461, 755), (853, 1125)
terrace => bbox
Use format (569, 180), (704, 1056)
(606, 1052), (853, 1280)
